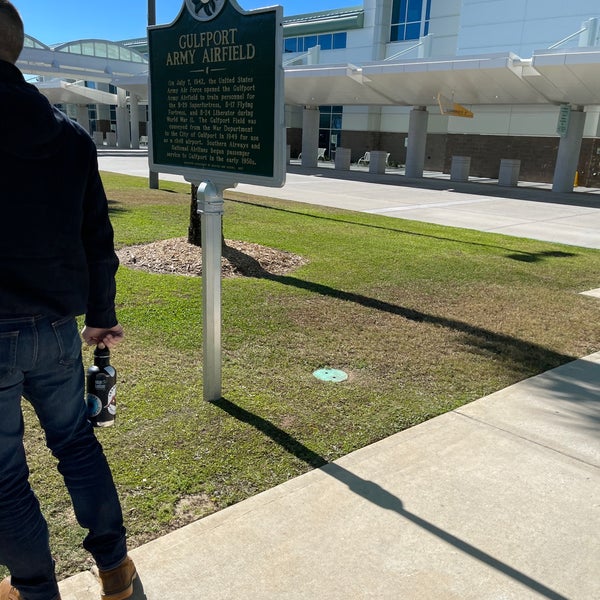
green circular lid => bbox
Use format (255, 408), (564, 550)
(313, 368), (348, 382)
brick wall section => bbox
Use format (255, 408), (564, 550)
(286, 128), (600, 188)
(579, 139), (600, 187)
(444, 134), (560, 182)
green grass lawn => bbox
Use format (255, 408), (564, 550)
(18, 172), (600, 579)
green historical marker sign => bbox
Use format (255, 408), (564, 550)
(148, 0), (285, 187)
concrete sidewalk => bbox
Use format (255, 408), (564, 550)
(60, 152), (600, 599)
(98, 151), (600, 249)
(59, 352), (600, 599)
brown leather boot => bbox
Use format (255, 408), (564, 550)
(0, 579), (20, 600)
(98, 556), (137, 600)
(0, 578), (61, 600)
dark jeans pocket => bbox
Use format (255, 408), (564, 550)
(52, 317), (82, 366)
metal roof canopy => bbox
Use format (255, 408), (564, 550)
(284, 50), (600, 108)
(529, 47), (600, 106)
(34, 80), (117, 105)
(285, 63), (397, 105)
(17, 45), (148, 84)
(18, 46), (600, 110)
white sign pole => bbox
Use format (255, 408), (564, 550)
(197, 180), (229, 402)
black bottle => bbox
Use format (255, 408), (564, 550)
(86, 345), (117, 427)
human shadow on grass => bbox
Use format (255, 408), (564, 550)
(212, 397), (570, 600)
(225, 197), (579, 264)
(107, 199), (129, 215)
(222, 243), (574, 374)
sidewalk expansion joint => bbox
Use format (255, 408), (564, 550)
(452, 409), (599, 469)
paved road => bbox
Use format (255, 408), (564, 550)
(98, 150), (600, 249)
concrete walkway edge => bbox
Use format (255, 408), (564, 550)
(59, 352), (600, 599)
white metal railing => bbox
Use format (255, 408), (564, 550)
(384, 41), (423, 61)
(548, 17), (598, 49)
(283, 45), (321, 66)
(547, 27), (587, 49)
(283, 51), (312, 66)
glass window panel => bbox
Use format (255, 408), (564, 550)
(405, 22), (421, 40)
(391, 0), (402, 24)
(94, 42), (108, 57)
(399, 0), (408, 21)
(82, 42), (95, 56)
(425, 0), (431, 20)
(407, 0), (422, 22)
(284, 38), (297, 53)
(70, 44), (81, 54)
(390, 24), (404, 41)
(318, 34), (332, 50)
(332, 32), (346, 49)
(107, 45), (119, 59)
(319, 113), (330, 128)
(424, 21), (429, 36)
(119, 47), (132, 61)
(304, 35), (318, 50)
(332, 116), (342, 129)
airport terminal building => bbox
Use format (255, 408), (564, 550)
(17, 0), (600, 189)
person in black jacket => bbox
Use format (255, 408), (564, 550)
(0, 2), (136, 599)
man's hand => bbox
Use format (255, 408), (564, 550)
(81, 324), (124, 349)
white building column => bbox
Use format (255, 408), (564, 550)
(116, 87), (131, 149)
(552, 107), (586, 193)
(405, 106), (429, 178)
(301, 105), (319, 168)
(130, 94), (140, 150)
(76, 104), (90, 133)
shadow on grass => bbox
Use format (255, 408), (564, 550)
(222, 243), (573, 374)
(226, 197), (579, 264)
(213, 397), (569, 600)
(107, 199), (129, 215)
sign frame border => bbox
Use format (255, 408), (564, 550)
(147, 0), (285, 189)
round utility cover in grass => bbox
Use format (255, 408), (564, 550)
(313, 368), (348, 382)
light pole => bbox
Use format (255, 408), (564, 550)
(148, 0), (159, 189)
(148, 0), (156, 26)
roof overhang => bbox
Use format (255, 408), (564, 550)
(284, 50), (600, 108)
(528, 47), (600, 106)
(112, 74), (150, 101)
(19, 47), (600, 110)
(17, 46), (148, 84)
(285, 63), (397, 105)
(35, 80), (117, 105)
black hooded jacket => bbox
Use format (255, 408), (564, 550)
(0, 60), (119, 327)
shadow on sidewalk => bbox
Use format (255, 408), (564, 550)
(213, 397), (569, 600)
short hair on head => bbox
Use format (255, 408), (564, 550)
(0, 0), (24, 63)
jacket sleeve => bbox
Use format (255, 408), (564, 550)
(81, 145), (120, 329)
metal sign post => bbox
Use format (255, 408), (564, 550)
(148, 0), (284, 402)
(196, 180), (228, 401)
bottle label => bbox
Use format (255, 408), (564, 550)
(107, 385), (117, 416)
(87, 393), (103, 417)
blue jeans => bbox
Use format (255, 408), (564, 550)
(0, 316), (127, 600)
